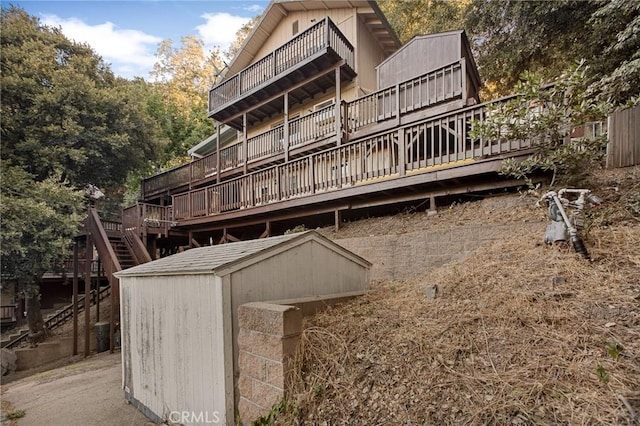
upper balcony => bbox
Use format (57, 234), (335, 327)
(208, 17), (356, 130)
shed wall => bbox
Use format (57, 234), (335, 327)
(228, 239), (369, 378)
(121, 274), (233, 425)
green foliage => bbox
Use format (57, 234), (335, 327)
(4, 410), (26, 420)
(251, 399), (295, 426)
(596, 364), (610, 384)
(0, 163), (84, 294)
(587, 0), (640, 105)
(0, 6), (162, 194)
(470, 62), (611, 187)
(606, 342), (621, 360)
(379, 0), (465, 44)
(465, 0), (600, 99)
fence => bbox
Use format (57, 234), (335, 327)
(607, 104), (640, 168)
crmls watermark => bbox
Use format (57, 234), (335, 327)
(168, 411), (221, 424)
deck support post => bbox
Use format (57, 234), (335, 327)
(284, 92), (289, 163)
(335, 209), (342, 232)
(216, 122), (221, 184)
(428, 195), (438, 216)
(84, 232), (92, 357)
(260, 222), (271, 239)
(96, 259), (101, 322)
(243, 113), (248, 175)
(335, 67), (342, 146)
(72, 240), (79, 356)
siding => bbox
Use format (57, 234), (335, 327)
(121, 274), (233, 424)
(253, 9), (357, 61)
(228, 239), (369, 376)
(356, 12), (386, 94)
(607, 105), (640, 168)
(377, 33), (461, 90)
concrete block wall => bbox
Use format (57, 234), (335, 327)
(337, 222), (544, 281)
(237, 302), (302, 424)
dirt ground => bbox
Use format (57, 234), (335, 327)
(1, 351), (154, 426)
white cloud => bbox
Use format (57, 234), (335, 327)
(40, 14), (162, 79)
(245, 4), (264, 13)
(196, 12), (250, 55)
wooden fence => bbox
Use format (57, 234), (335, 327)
(607, 104), (640, 168)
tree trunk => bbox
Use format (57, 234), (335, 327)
(26, 294), (46, 345)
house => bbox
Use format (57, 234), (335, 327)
(126, 0), (524, 251)
(77, 0), (539, 357)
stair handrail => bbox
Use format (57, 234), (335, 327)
(87, 207), (122, 275)
(123, 229), (152, 265)
(2, 286), (110, 349)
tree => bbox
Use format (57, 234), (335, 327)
(379, 0), (467, 44)
(464, 0), (600, 99)
(150, 36), (221, 162)
(470, 63), (610, 187)
(0, 164), (84, 339)
(0, 7), (162, 192)
(1, 6), (163, 332)
(226, 16), (261, 60)
(586, 0), (640, 105)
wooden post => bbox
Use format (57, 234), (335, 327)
(72, 240), (79, 356)
(395, 82), (401, 125)
(335, 209), (342, 232)
(343, 101), (350, 143)
(243, 113), (248, 175)
(284, 93), (290, 163)
(96, 259), (101, 322)
(84, 233), (92, 357)
(398, 129), (406, 176)
(335, 67), (342, 146)
(216, 122), (221, 184)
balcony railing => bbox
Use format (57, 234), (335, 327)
(143, 60), (468, 199)
(208, 17), (355, 115)
(171, 99), (537, 220)
(122, 203), (173, 236)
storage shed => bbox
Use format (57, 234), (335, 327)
(114, 231), (370, 425)
(376, 30), (481, 104)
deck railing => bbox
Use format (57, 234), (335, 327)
(209, 17), (354, 114)
(144, 60), (468, 199)
(347, 60), (464, 133)
(122, 203), (173, 236)
(171, 98), (539, 220)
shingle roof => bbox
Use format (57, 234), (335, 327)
(115, 232), (308, 278)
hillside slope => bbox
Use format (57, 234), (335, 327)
(278, 166), (640, 425)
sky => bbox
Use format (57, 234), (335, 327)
(8, 1), (270, 79)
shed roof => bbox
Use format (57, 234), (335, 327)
(114, 231), (370, 278)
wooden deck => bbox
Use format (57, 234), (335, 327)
(142, 59), (468, 200)
(133, 55), (549, 238)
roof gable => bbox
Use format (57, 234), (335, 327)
(224, 0), (400, 79)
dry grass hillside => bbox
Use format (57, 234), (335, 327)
(274, 166), (640, 425)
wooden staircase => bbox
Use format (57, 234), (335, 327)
(1, 287), (110, 349)
(2, 208), (151, 351)
(110, 236), (136, 270)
